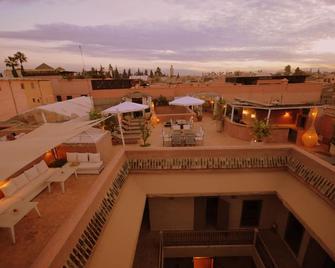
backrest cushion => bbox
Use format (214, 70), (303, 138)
(24, 166), (40, 181)
(11, 173), (29, 189)
(89, 153), (101, 163)
(66, 152), (78, 163)
(77, 153), (89, 162)
(0, 181), (17, 197)
(35, 160), (49, 174)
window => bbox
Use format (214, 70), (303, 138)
(67, 96), (73, 100)
(20, 83), (25, 89)
(32, 98), (36, 103)
(37, 98), (40, 103)
(56, 95), (62, 102)
(240, 200), (262, 227)
(31, 82), (35, 89)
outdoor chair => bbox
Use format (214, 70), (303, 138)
(162, 130), (172, 146)
(172, 124), (181, 130)
(172, 134), (183, 146)
(183, 124), (191, 130)
(195, 127), (204, 145)
(185, 134), (196, 146)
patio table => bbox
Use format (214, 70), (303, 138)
(0, 201), (41, 244)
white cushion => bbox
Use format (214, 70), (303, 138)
(11, 174), (29, 189)
(77, 153), (89, 162)
(0, 181), (17, 197)
(0, 196), (18, 214)
(66, 152), (78, 163)
(35, 160), (49, 174)
(24, 166), (40, 181)
(89, 153), (101, 163)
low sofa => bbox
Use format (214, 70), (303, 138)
(66, 152), (104, 175)
(0, 160), (57, 214)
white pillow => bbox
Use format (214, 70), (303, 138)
(11, 174), (29, 189)
(89, 153), (101, 163)
(35, 160), (49, 174)
(66, 152), (78, 163)
(24, 166), (40, 181)
(0, 181), (17, 197)
(77, 153), (89, 162)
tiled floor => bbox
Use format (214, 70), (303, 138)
(0, 174), (97, 268)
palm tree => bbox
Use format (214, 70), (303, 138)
(14, 51), (27, 73)
(4, 56), (19, 77)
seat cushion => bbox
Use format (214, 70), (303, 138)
(89, 153), (101, 163)
(0, 196), (20, 214)
(77, 153), (89, 162)
(24, 166), (40, 181)
(78, 161), (103, 170)
(0, 181), (18, 197)
(66, 152), (78, 163)
(11, 174), (29, 190)
(35, 160), (49, 174)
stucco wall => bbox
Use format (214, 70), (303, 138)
(149, 197), (194, 230)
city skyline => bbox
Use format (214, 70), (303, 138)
(1, 0), (335, 73)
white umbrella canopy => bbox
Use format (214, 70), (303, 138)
(102, 101), (149, 147)
(102, 101), (149, 114)
(169, 96), (205, 106)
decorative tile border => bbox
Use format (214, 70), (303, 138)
(63, 161), (129, 268)
(128, 155), (335, 205)
(128, 155), (288, 170)
(287, 156), (335, 203)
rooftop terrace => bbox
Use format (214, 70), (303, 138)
(0, 115), (334, 268)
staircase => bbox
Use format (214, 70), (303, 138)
(112, 118), (145, 144)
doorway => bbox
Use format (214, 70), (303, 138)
(284, 212), (305, 256)
(206, 197), (218, 228)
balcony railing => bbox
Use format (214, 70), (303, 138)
(159, 229), (278, 268)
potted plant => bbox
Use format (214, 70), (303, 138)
(140, 121), (151, 147)
(252, 120), (271, 143)
(329, 124), (335, 156)
(89, 109), (102, 120)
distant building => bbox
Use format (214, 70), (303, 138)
(226, 74), (308, 85)
(22, 63), (75, 77)
(0, 78), (55, 121)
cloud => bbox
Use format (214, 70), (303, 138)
(0, 0), (335, 70)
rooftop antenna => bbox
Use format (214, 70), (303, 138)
(78, 45), (86, 72)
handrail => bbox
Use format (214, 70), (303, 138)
(162, 230), (254, 247)
(158, 231), (164, 268)
(254, 230), (279, 268)
(159, 229), (279, 268)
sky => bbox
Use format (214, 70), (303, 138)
(0, 0), (335, 74)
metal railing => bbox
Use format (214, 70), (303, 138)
(158, 229), (278, 268)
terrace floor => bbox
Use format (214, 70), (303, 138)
(0, 173), (97, 268)
(128, 113), (252, 148)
